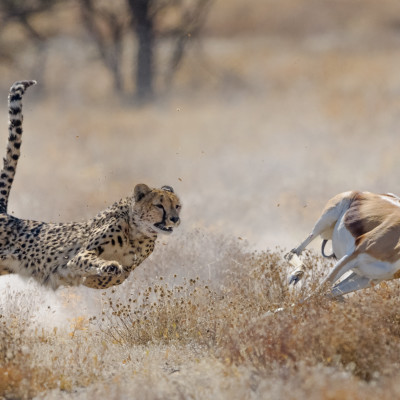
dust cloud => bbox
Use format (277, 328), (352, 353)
(1, 7), (400, 328)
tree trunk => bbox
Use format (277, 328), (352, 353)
(127, 0), (154, 102)
(80, 0), (125, 94)
(109, 25), (124, 94)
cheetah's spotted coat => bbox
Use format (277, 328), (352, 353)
(0, 81), (181, 289)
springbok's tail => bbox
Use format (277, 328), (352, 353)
(0, 80), (36, 214)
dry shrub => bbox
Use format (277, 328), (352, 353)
(97, 278), (222, 346)
(96, 229), (258, 346)
(3, 241), (400, 398)
(0, 314), (115, 399)
(218, 281), (400, 382)
(0, 316), (57, 399)
(0, 289), (56, 398)
(97, 247), (312, 347)
(0, 298), (109, 399)
(219, 249), (328, 311)
(98, 246), (400, 384)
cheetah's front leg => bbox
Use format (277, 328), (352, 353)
(66, 250), (124, 279)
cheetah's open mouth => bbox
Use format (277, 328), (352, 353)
(154, 222), (173, 233)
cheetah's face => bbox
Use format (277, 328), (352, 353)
(133, 183), (181, 235)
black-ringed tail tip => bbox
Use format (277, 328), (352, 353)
(9, 81), (37, 106)
(11, 80), (37, 90)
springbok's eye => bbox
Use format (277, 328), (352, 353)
(155, 204), (164, 209)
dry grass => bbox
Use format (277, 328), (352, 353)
(1, 1), (400, 398)
(2, 243), (400, 399)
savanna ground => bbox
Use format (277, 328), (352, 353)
(2, 0), (400, 398)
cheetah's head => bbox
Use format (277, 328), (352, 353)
(132, 183), (181, 235)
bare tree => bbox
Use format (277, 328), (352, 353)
(128, 0), (213, 100)
(79, 0), (213, 102)
(161, 0), (213, 90)
(0, 0), (212, 101)
(79, 0), (129, 94)
(127, 0), (155, 101)
(0, 0), (61, 89)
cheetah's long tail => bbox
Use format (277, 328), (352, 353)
(0, 80), (36, 214)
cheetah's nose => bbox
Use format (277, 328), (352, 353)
(170, 216), (180, 224)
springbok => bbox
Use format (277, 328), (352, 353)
(286, 190), (400, 298)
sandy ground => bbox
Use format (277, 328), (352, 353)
(1, 3), (400, 396)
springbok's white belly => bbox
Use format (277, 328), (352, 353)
(351, 253), (400, 280)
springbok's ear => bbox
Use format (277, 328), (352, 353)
(134, 184), (152, 202)
(161, 185), (174, 193)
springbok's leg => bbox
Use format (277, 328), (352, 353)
(318, 252), (358, 291)
(294, 253), (359, 305)
(289, 207), (340, 257)
(329, 272), (372, 298)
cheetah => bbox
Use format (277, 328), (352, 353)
(0, 80), (181, 289)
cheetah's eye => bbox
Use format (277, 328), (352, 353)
(176, 205), (181, 210)
(155, 204), (164, 209)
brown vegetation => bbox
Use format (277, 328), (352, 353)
(2, 242), (400, 399)
(1, 0), (400, 398)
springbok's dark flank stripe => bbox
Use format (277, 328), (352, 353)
(344, 192), (366, 245)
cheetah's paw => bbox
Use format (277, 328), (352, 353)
(101, 262), (123, 276)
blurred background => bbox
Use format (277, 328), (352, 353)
(1, 0), (400, 308)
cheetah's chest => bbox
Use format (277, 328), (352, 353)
(100, 235), (155, 271)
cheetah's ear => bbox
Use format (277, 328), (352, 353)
(134, 184), (152, 202)
(161, 185), (174, 193)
